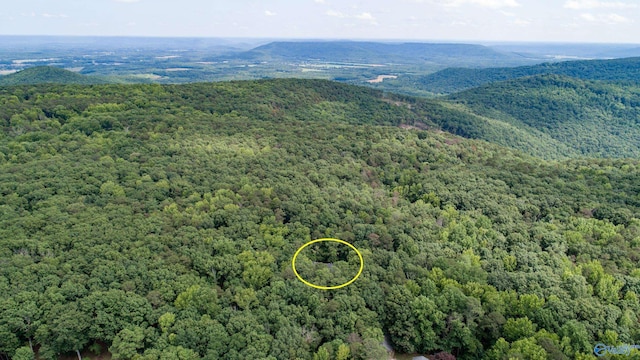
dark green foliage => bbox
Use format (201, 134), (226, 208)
(0, 79), (639, 360)
(409, 56), (640, 94)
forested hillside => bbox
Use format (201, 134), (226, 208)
(0, 67), (109, 86)
(396, 57), (640, 95)
(445, 74), (640, 159)
(1, 79), (640, 360)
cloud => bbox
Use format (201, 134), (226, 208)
(326, 10), (377, 24)
(564, 0), (636, 9)
(580, 13), (596, 20)
(440, 0), (521, 8)
(314, 0), (326, 3)
(264, 10), (277, 16)
(512, 18), (531, 25)
(356, 12), (378, 25)
(355, 12), (375, 20)
(580, 12), (631, 23)
(42, 13), (68, 18)
(326, 10), (346, 17)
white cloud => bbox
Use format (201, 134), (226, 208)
(580, 13), (596, 20)
(265, 10), (277, 16)
(326, 10), (346, 17)
(441, 0), (521, 8)
(564, 0), (636, 9)
(512, 18), (531, 25)
(500, 10), (516, 16)
(42, 13), (68, 18)
(356, 12), (378, 25)
(314, 0), (326, 3)
(326, 10), (377, 24)
(355, 12), (375, 20)
(580, 12), (631, 23)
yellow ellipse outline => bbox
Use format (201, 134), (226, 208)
(292, 238), (364, 290)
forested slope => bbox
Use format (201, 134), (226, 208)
(1, 80), (640, 360)
(407, 57), (640, 95)
(445, 74), (640, 159)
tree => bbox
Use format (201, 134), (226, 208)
(109, 327), (145, 360)
(238, 251), (275, 289)
(313, 347), (330, 360)
(336, 343), (351, 360)
(354, 338), (389, 360)
(174, 285), (219, 317)
(12, 347), (34, 360)
(35, 304), (90, 360)
(503, 317), (536, 341)
(508, 337), (547, 360)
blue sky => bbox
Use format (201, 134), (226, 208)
(0, 0), (638, 42)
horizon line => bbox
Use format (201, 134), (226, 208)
(0, 34), (639, 45)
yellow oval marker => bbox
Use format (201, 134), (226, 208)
(292, 238), (364, 290)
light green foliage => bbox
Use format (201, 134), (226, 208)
(174, 285), (219, 317)
(12, 347), (35, 360)
(336, 344), (351, 360)
(100, 180), (126, 197)
(238, 251), (275, 289)
(313, 347), (330, 360)
(159, 313), (176, 333)
(233, 287), (257, 310)
(504, 317), (537, 341)
(508, 337), (547, 360)
(109, 327), (145, 360)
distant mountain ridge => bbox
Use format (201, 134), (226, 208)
(0, 66), (110, 85)
(217, 41), (535, 67)
(408, 57), (640, 94)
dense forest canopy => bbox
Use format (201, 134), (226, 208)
(7, 65), (640, 160)
(1, 79), (640, 360)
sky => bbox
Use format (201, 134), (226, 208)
(0, 0), (639, 43)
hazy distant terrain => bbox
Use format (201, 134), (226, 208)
(4, 37), (638, 90)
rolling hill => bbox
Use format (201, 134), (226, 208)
(0, 66), (110, 86)
(404, 56), (640, 94)
(440, 74), (640, 158)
